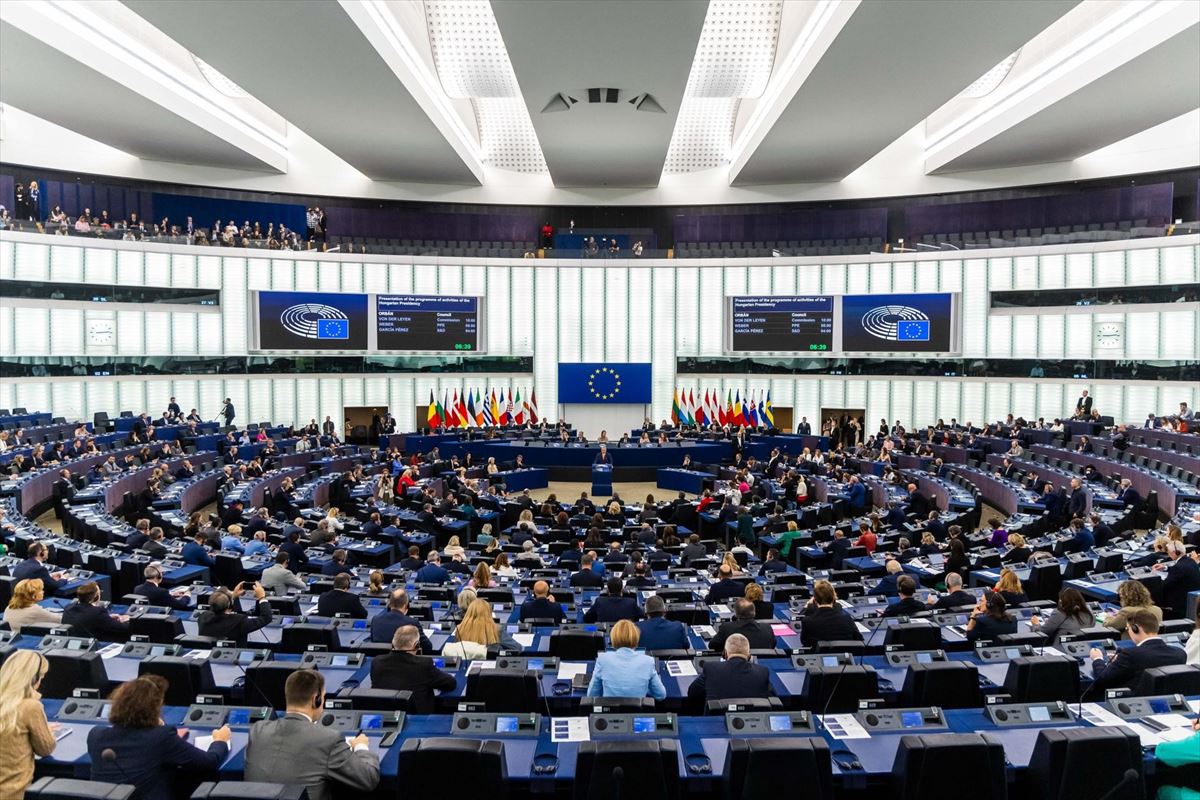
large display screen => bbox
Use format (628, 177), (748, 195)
(255, 291), (369, 351)
(376, 295), (480, 351)
(840, 293), (956, 353)
(728, 296), (834, 352)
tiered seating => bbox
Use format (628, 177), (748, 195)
(674, 237), (884, 258)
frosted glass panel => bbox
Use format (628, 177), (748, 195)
(1014, 256), (1037, 290)
(793, 380), (819, 429)
(1064, 314), (1092, 359)
(293, 259), (317, 291)
(939, 260), (964, 292)
(1037, 382), (1064, 423)
(13, 308), (48, 354)
(222, 257), (246, 355)
(487, 266), (511, 354)
(50, 245), (83, 284)
(341, 263), (363, 293)
(270, 259), (295, 289)
(987, 314), (1013, 358)
(414, 264), (438, 294)
(273, 379), (296, 427)
(698, 267), (723, 356)
(119, 380), (146, 415)
(171, 313), (197, 355)
(1010, 316), (1037, 358)
(892, 262), (915, 294)
(1159, 310), (1196, 359)
(1127, 247), (1158, 284)
(652, 267), (676, 422)
(1094, 251), (1124, 287)
(439, 265), (463, 297)
(890, 381), (912, 426)
(87, 380), (116, 419)
(796, 264), (820, 294)
(628, 268), (652, 362)
(1066, 253), (1091, 286)
(198, 380), (223, 423)
(534, 268), (559, 415)
(1038, 314), (1065, 359)
(319, 379), (343, 428)
(580, 267), (605, 361)
(1125, 312), (1159, 359)
(84, 247), (116, 285)
(847, 263), (870, 294)
(116, 311), (144, 355)
(1160, 246), (1196, 283)
(675, 267), (699, 356)
(145, 312), (171, 354)
(913, 381), (936, 428)
(771, 264), (795, 295)
(171, 254), (198, 288)
(49, 308), (83, 355)
(937, 381), (961, 424)
(867, 262), (890, 294)
(1125, 385), (1158, 425)
(197, 256), (222, 288)
(145, 252), (169, 284)
(988, 257), (1012, 290)
(961, 382), (985, 426)
(725, 265), (749, 296)
(821, 264), (846, 296)
(1039, 254), (1065, 288)
(296, 379), (319, 429)
(321, 261), (346, 293)
(388, 263), (414, 294)
(117, 250), (143, 286)
(1011, 383), (1035, 420)
(603, 267), (628, 362)
(985, 381), (1011, 424)
(510, 266), (534, 354)
(557, 267), (582, 363)
(867, 380), (890, 429)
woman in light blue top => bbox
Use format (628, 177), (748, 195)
(587, 620), (667, 700)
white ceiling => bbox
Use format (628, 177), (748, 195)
(0, 0), (1195, 201)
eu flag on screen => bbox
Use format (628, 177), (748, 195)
(557, 363), (652, 404)
(897, 320), (930, 341)
(317, 319), (349, 339)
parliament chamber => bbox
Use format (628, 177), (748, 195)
(2, 1), (1200, 799)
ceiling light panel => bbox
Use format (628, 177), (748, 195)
(663, 0), (782, 174)
(425, 0), (546, 172)
(958, 50), (1020, 99)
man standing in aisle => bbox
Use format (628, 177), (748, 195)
(220, 397), (235, 428)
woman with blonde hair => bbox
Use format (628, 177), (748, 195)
(366, 570), (388, 597)
(325, 506), (345, 533)
(0, 650), (56, 798)
(443, 598), (502, 659)
(586, 620), (666, 700)
(2, 579), (62, 634)
(993, 568), (1029, 606)
(721, 551), (747, 577)
(469, 561), (495, 589)
(1103, 580), (1164, 637)
(744, 582), (772, 619)
(443, 535), (465, 559)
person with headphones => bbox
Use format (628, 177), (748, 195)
(195, 581), (272, 645)
(1089, 609), (1187, 695)
(132, 565), (192, 611)
(244, 669), (379, 800)
(0, 650), (58, 799)
(62, 581), (129, 640)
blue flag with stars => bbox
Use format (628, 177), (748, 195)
(557, 363), (652, 404)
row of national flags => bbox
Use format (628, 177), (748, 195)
(672, 388), (774, 428)
(427, 388), (538, 428)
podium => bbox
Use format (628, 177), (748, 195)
(591, 465), (613, 497)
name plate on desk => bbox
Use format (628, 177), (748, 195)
(726, 711), (813, 735)
(984, 701), (1073, 726)
(589, 713), (678, 737)
(884, 649), (947, 666)
(300, 651), (365, 668)
(793, 653), (853, 669)
(38, 635), (95, 652)
(854, 707), (947, 731)
(452, 712), (541, 736)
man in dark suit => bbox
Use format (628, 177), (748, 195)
(519, 581), (565, 623)
(797, 417), (811, 435)
(569, 554), (605, 588)
(1067, 478), (1088, 519)
(1155, 540), (1200, 615)
(592, 444), (613, 466)
(846, 476), (867, 515)
(141, 528), (169, 558)
(63, 581), (130, 640)
(926, 572), (975, 610)
(196, 582), (273, 645)
(584, 577), (641, 623)
(317, 573), (367, 618)
(370, 588), (431, 652)
(53, 468), (76, 518)
(1088, 610), (1187, 696)
(1117, 479), (1141, 508)
(167, 396), (182, 418)
(636, 596), (689, 651)
(320, 549), (354, 578)
(1074, 390), (1092, 419)
(706, 565), (744, 605)
(280, 526), (310, 572)
(132, 564), (192, 611)
(398, 545), (424, 572)
(414, 551), (450, 584)
(1089, 513), (1116, 547)
(798, 581), (861, 649)
(687, 633), (773, 702)
(882, 575), (927, 617)
(681, 534), (707, 566)
(369, 625), (456, 714)
(245, 507), (271, 537)
(759, 548), (788, 575)
(905, 484), (931, 519)
(825, 529), (851, 570)
(220, 397), (235, 427)
(13, 542), (67, 596)
(710, 599), (776, 652)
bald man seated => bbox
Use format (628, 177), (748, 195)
(518, 580), (565, 623)
(686, 633), (774, 702)
(369, 626), (457, 714)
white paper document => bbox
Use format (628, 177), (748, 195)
(557, 662), (590, 680)
(99, 643), (124, 660)
(550, 717), (591, 743)
(691, 625), (717, 638)
(511, 633), (536, 647)
(666, 660), (698, 677)
(194, 735), (215, 751)
(821, 714), (871, 740)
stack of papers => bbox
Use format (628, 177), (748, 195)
(821, 714), (871, 740)
(511, 633), (536, 648)
(557, 662), (589, 681)
(665, 660), (698, 677)
(98, 643), (125, 660)
(550, 717), (590, 743)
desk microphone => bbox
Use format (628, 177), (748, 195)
(101, 747), (138, 789)
(610, 766), (624, 800)
(1097, 768), (1140, 800)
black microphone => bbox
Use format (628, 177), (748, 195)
(610, 766), (624, 800)
(1097, 768), (1139, 800)
(101, 748), (138, 790)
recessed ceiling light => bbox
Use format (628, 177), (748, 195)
(191, 54), (250, 99)
(959, 50), (1020, 99)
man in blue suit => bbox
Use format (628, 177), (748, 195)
(593, 444), (613, 466)
(12, 542), (66, 596)
(583, 577), (641, 623)
(370, 588), (432, 653)
(686, 633), (773, 702)
(1118, 479), (1140, 508)
(636, 596), (688, 650)
(181, 530), (216, 568)
(519, 581), (566, 623)
(132, 564), (192, 611)
(846, 476), (867, 515)
(415, 551), (451, 584)
(868, 560), (903, 596)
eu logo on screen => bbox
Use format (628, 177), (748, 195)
(897, 320), (930, 341)
(317, 319), (349, 339)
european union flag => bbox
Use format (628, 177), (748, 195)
(317, 319), (349, 339)
(897, 320), (930, 341)
(558, 363), (652, 404)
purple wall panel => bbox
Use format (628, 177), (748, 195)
(907, 182), (1174, 235)
(673, 207), (887, 243)
(324, 205), (538, 243)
